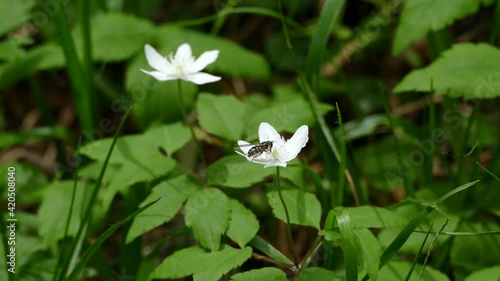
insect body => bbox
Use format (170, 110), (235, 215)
(245, 141), (273, 159)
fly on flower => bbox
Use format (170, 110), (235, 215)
(237, 141), (274, 160)
(236, 122), (309, 168)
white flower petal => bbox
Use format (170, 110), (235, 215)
(190, 50), (219, 72)
(237, 140), (253, 154)
(281, 125), (309, 162)
(184, 72), (221, 85)
(176, 43), (192, 61)
(140, 69), (177, 81)
(144, 44), (170, 73)
(258, 122), (281, 143)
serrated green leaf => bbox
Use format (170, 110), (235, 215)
(230, 267), (287, 281)
(206, 155), (273, 188)
(354, 229), (382, 281)
(296, 267), (341, 281)
(226, 199), (260, 248)
(465, 266), (500, 281)
(126, 175), (200, 243)
(197, 93), (249, 141)
(80, 122), (190, 163)
(267, 189), (321, 229)
(185, 188), (231, 251)
(0, 0), (36, 36)
(151, 245), (252, 281)
(155, 26), (270, 80)
(346, 206), (408, 229)
(394, 43), (500, 99)
(378, 261), (449, 281)
(393, 0), (494, 55)
(73, 13), (154, 62)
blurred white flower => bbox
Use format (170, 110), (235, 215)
(141, 43), (221, 85)
(236, 122), (309, 168)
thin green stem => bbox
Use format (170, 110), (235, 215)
(275, 167), (298, 267)
(177, 80), (205, 168)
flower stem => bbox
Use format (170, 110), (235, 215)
(177, 80), (206, 168)
(275, 166), (298, 266)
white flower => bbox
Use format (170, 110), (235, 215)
(141, 43), (221, 85)
(236, 122), (309, 168)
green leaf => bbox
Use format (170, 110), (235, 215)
(38, 181), (92, 251)
(226, 199), (260, 248)
(231, 267), (287, 281)
(465, 266), (500, 281)
(346, 206), (408, 228)
(0, 162), (47, 204)
(378, 261), (449, 281)
(267, 189), (322, 229)
(126, 175), (200, 243)
(0, 44), (64, 88)
(0, 0), (36, 36)
(80, 122), (191, 163)
(73, 13), (154, 62)
(394, 43), (500, 99)
(0, 126), (70, 149)
(330, 207), (358, 281)
(296, 267), (341, 281)
(185, 188), (231, 251)
(450, 221), (500, 276)
(155, 26), (270, 80)
(151, 245), (252, 281)
(393, 0), (494, 55)
(354, 229), (382, 281)
(197, 93), (249, 141)
(206, 155), (273, 188)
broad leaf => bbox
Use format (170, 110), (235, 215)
(151, 245), (252, 281)
(346, 206), (408, 228)
(296, 267), (341, 281)
(393, 0), (494, 55)
(206, 155), (273, 188)
(267, 188), (321, 229)
(0, 44), (64, 88)
(354, 229), (382, 281)
(73, 13), (154, 62)
(378, 261), (449, 281)
(394, 43), (500, 99)
(126, 175), (200, 243)
(231, 267), (287, 281)
(451, 221), (500, 276)
(155, 26), (270, 80)
(226, 199), (260, 248)
(465, 266), (500, 281)
(197, 93), (250, 141)
(80, 122), (191, 163)
(185, 188), (231, 251)
(0, 0), (36, 36)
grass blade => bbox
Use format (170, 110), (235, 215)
(305, 0), (345, 78)
(65, 198), (160, 281)
(333, 207), (358, 281)
(50, 0), (94, 134)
